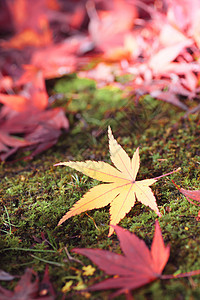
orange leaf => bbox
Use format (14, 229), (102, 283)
(0, 94), (27, 112)
(55, 127), (178, 236)
(1, 28), (51, 49)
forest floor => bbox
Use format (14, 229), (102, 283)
(0, 75), (200, 299)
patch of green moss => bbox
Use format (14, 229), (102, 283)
(0, 75), (200, 299)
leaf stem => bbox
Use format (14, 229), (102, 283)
(153, 167), (181, 180)
(161, 269), (200, 279)
(171, 179), (181, 191)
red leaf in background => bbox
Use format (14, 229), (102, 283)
(1, 0), (58, 49)
(0, 270), (15, 281)
(2, 0), (200, 161)
(0, 106), (68, 161)
(166, 0), (199, 33)
(79, 62), (116, 86)
(0, 267), (55, 300)
(73, 221), (200, 299)
(180, 188), (200, 205)
(0, 268), (39, 300)
(0, 94), (27, 112)
(150, 91), (188, 111)
(1, 27), (52, 50)
(172, 180), (200, 206)
(149, 39), (193, 73)
(3, 0), (87, 51)
(7, 0), (60, 33)
(87, 0), (137, 59)
(159, 24), (187, 47)
(0, 76), (13, 93)
(30, 39), (81, 80)
(0, 70), (69, 161)
(0, 69), (47, 112)
(25, 69), (48, 110)
(73, 221), (170, 298)
(2, 0), (200, 111)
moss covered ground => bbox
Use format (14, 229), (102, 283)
(0, 75), (200, 299)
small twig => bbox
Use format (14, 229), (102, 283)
(171, 179), (181, 191)
(64, 247), (83, 265)
(85, 212), (100, 231)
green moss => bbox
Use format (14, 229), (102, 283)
(0, 75), (200, 299)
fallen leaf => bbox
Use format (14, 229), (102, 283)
(0, 270), (15, 281)
(38, 265), (56, 299)
(55, 127), (179, 236)
(149, 39), (193, 73)
(159, 23), (187, 46)
(1, 27), (52, 49)
(0, 267), (55, 299)
(180, 188), (200, 205)
(172, 180), (200, 206)
(73, 221), (200, 299)
(0, 76), (13, 93)
(62, 280), (73, 293)
(30, 39), (80, 79)
(0, 70), (48, 112)
(3, 0), (62, 49)
(0, 94), (28, 112)
(88, 0), (137, 56)
(0, 71), (69, 161)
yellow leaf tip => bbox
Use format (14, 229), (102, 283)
(54, 162), (70, 167)
(108, 126), (112, 136)
(108, 225), (115, 237)
(54, 162), (62, 166)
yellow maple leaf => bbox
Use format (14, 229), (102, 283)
(55, 127), (179, 236)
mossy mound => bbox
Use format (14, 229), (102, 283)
(0, 76), (200, 299)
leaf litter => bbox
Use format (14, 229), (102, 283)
(0, 267), (55, 300)
(1, 0), (200, 159)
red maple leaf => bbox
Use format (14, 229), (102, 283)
(73, 221), (200, 299)
(87, 0), (137, 60)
